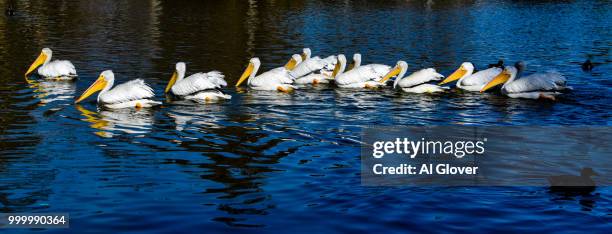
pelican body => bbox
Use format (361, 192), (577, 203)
(165, 62), (230, 103)
(380, 61), (447, 93)
(75, 70), (160, 109)
(235, 55), (300, 92)
(480, 62), (571, 100)
(439, 62), (503, 91)
(292, 48), (337, 85)
(25, 48), (77, 80)
(333, 54), (391, 89)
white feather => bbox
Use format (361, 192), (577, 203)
(248, 63), (295, 91)
(249, 69), (296, 91)
(294, 73), (331, 85)
(395, 68), (444, 89)
(504, 72), (568, 93)
(38, 60), (77, 78)
(99, 79), (156, 104)
(336, 64), (391, 87)
(401, 84), (449, 93)
(104, 99), (160, 109)
(457, 67), (503, 87)
(171, 71), (227, 96)
(289, 55), (336, 78)
(185, 90), (231, 102)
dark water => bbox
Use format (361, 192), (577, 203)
(1, 0), (611, 232)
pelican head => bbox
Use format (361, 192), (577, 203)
(236, 57), (261, 87)
(75, 70), (114, 103)
(347, 53), (361, 71)
(166, 62), (186, 93)
(380, 61), (408, 87)
(301, 48), (311, 61)
(284, 54), (302, 70)
(480, 65), (517, 92)
(332, 54), (347, 78)
(25, 48), (53, 77)
(439, 62), (474, 85)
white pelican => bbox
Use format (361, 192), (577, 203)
(439, 62), (503, 91)
(333, 54), (392, 89)
(75, 70), (161, 108)
(379, 61), (447, 93)
(439, 61), (503, 92)
(291, 48), (336, 83)
(293, 70), (332, 85)
(25, 48), (77, 80)
(165, 62), (230, 103)
(235, 55), (300, 92)
(293, 58), (337, 86)
(270, 54), (302, 73)
(480, 62), (571, 100)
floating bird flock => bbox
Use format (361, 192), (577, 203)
(24, 47), (574, 109)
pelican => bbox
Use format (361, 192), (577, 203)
(235, 55), (301, 92)
(439, 62), (503, 91)
(480, 62), (571, 100)
(293, 69), (334, 85)
(333, 54), (392, 89)
(75, 70), (161, 108)
(293, 57), (337, 86)
(25, 48), (77, 80)
(165, 62), (230, 103)
(291, 48), (336, 83)
(379, 61), (447, 93)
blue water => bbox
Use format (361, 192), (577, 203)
(0, 0), (610, 233)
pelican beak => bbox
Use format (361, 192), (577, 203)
(25, 52), (47, 77)
(236, 62), (254, 87)
(165, 71), (178, 93)
(480, 70), (510, 92)
(380, 65), (402, 83)
(331, 60), (342, 78)
(439, 65), (467, 85)
(75, 74), (107, 103)
(284, 57), (298, 70)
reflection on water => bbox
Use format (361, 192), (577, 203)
(76, 105), (155, 137)
(0, 0), (611, 232)
(166, 102), (226, 131)
(27, 80), (76, 105)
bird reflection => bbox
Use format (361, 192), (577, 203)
(333, 89), (385, 109)
(166, 102), (224, 131)
(27, 79), (76, 105)
(76, 105), (154, 137)
(240, 90), (297, 106)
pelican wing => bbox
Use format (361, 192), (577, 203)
(38, 60), (77, 77)
(172, 71), (226, 96)
(294, 73), (330, 84)
(100, 79), (155, 104)
(504, 72), (568, 93)
(249, 69), (293, 89)
(362, 64), (392, 81)
(336, 64), (390, 85)
(461, 67), (502, 86)
(290, 55), (336, 78)
(397, 68), (444, 88)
